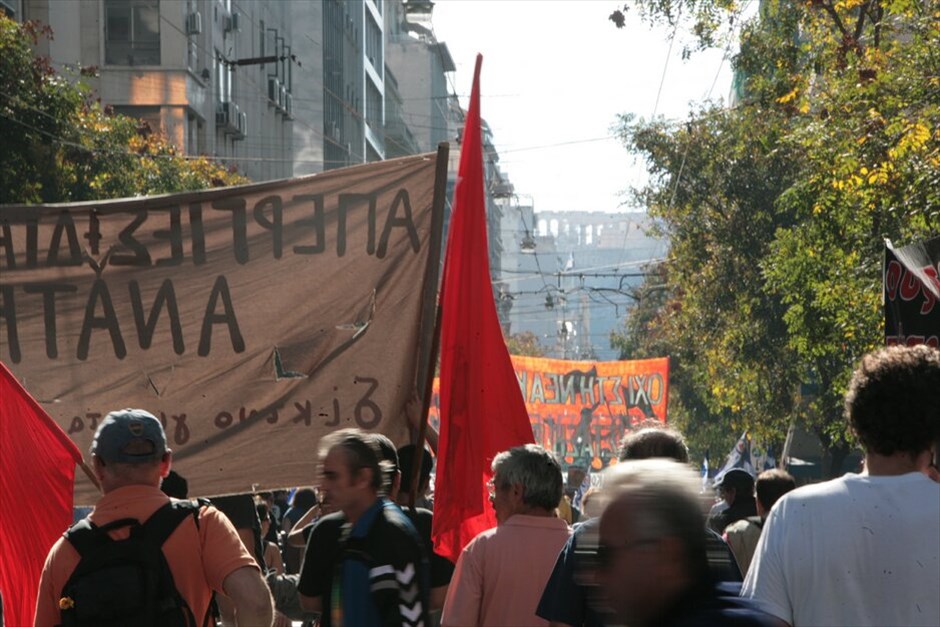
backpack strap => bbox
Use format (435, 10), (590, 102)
(65, 518), (141, 558)
(142, 499), (208, 547)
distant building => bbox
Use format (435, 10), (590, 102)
(499, 210), (666, 361)
(384, 0), (455, 154)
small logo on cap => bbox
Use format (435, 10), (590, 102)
(128, 421), (144, 436)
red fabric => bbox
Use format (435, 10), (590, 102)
(431, 55), (535, 563)
(0, 361), (82, 627)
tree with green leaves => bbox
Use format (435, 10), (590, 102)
(1, 16), (246, 205)
(505, 330), (547, 357)
(610, 0), (940, 474)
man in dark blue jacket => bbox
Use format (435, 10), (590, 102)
(596, 459), (775, 627)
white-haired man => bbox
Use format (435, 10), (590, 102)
(441, 444), (571, 627)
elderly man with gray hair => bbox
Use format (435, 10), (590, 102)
(441, 444), (571, 627)
(593, 459), (775, 627)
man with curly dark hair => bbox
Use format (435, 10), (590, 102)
(742, 345), (940, 627)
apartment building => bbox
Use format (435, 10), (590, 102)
(317, 0), (386, 171)
(15, 0), (508, 282)
(21, 0), (295, 182)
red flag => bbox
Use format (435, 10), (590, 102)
(431, 55), (535, 562)
(0, 361), (82, 626)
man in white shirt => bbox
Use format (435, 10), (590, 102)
(742, 344), (940, 627)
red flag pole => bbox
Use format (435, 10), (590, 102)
(409, 142), (450, 509)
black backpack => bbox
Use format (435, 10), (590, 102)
(59, 499), (209, 627)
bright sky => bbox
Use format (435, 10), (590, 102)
(431, 0), (736, 214)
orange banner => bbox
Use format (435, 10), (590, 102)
(430, 355), (669, 470)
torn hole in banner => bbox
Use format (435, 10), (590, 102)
(334, 289), (376, 339)
(145, 365), (176, 397)
(273, 347), (307, 380)
(273, 290), (378, 382)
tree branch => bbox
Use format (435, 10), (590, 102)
(852, 1), (871, 46)
(870, 0), (884, 49)
(816, 1), (850, 40)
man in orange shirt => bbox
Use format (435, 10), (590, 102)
(34, 408), (274, 627)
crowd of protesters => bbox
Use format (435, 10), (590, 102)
(32, 343), (940, 626)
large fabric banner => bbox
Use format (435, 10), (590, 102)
(1, 153), (445, 503)
(430, 355), (669, 470)
(884, 236), (940, 348)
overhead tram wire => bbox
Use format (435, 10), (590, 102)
(666, 0), (755, 213)
(38, 68), (637, 164)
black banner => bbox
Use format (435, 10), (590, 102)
(884, 236), (940, 348)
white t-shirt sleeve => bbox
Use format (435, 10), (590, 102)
(741, 503), (793, 625)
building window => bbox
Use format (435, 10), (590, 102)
(105, 0), (160, 66)
(365, 13), (382, 71)
(1, 0), (20, 19)
(366, 80), (382, 132)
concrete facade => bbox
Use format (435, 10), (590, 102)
(22, 0), (296, 182)
(384, 0), (454, 154)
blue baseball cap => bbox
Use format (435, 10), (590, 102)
(91, 409), (169, 463)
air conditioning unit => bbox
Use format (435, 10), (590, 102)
(230, 103), (240, 131)
(223, 11), (239, 32)
(236, 111), (247, 139)
(215, 102), (228, 127)
(284, 93), (293, 119)
(216, 102), (240, 134)
(267, 77), (280, 104)
(278, 85), (288, 111)
(185, 12), (202, 35)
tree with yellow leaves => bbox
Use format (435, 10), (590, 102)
(610, 0), (939, 475)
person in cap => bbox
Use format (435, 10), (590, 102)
(708, 468), (757, 534)
(742, 345), (940, 626)
(34, 408), (274, 627)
